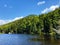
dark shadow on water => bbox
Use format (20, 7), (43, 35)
(30, 34), (60, 45)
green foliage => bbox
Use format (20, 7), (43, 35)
(0, 8), (60, 35)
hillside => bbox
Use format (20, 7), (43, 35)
(0, 8), (60, 35)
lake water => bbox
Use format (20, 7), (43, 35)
(0, 34), (60, 45)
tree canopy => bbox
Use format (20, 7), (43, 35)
(0, 8), (60, 35)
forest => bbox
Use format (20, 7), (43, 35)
(0, 8), (60, 36)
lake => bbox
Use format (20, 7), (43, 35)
(0, 34), (60, 45)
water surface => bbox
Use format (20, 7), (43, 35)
(0, 34), (60, 45)
(0, 34), (41, 45)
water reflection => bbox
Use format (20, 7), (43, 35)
(0, 34), (60, 45)
(31, 34), (60, 45)
(42, 38), (60, 45)
(0, 34), (41, 45)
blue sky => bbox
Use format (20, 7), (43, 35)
(0, 0), (60, 25)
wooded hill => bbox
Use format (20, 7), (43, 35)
(0, 8), (60, 35)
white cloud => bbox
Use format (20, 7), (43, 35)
(41, 5), (59, 14)
(13, 17), (23, 21)
(4, 4), (7, 7)
(4, 4), (13, 8)
(37, 1), (45, 5)
(0, 16), (23, 25)
(0, 20), (11, 25)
